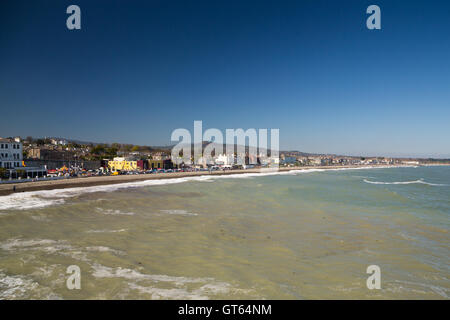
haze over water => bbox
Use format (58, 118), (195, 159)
(0, 166), (449, 299)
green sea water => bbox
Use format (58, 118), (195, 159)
(0, 166), (449, 299)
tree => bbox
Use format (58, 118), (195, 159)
(123, 144), (133, 152)
(91, 145), (106, 155)
(106, 147), (118, 158)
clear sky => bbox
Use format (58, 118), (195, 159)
(1, 0), (449, 158)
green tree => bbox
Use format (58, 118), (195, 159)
(91, 145), (106, 155)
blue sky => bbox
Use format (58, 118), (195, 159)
(1, 0), (449, 157)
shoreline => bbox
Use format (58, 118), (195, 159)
(0, 164), (447, 196)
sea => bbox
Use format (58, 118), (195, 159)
(0, 165), (448, 299)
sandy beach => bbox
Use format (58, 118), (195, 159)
(0, 164), (421, 196)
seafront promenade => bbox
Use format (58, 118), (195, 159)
(0, 164), (425, 196)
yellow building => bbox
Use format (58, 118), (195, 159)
(148, 159), (164, 169)
(108, 157), (138, 172)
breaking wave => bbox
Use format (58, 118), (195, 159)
(0, 166), (416, 211)
(91, 263), (254, 299)
(95, 208), (135, 215)
(159, 209), (198, 216)
(363, 178), (448, 186)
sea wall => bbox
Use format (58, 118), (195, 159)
(24, 159), (102, 170)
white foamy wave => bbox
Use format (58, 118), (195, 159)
(0, 192), (65, 211)
(363, 178), (448, 186)
(0, 238), (89, 262)
(91, 263), (212, 284)
(30, 215), (50, 222)
(388, 280), (449, 299)
(85, 246), (125, 255)
(0, 267), (64, 300)
(85, 228), (127, 233)
(0, 165), (417, 210)
(95, 208), (135, 215)
(0, 271), (39, 299)
(160, 209), (198, 216)
(0, 238), (128, 266)
(91, 263), (254, 299)
(0, 239), (60, 251)
(127, 283), (209, 300)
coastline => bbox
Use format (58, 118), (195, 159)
(0, 164), (439, 197)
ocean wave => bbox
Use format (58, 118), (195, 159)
(0, 238), (124, 263)
(91, 263), (254, 300)
(0, 271), (39, 299)
(0, 192), (65, 211)
(159, 209), (198, 216)
(0, 239), (254, 299)
(0, 268), (63, 300)
(85, 228), (128, 233)
(0, 166), (419, 211)
(363, 178), (448, 186)
(95, 208), (135, 215)
(388, 280), (449, 299)
(127, 281), (250, 300)
(85, 246), (125, 255)
(0, 239), (61, 251)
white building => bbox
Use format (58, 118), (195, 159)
(215, 154), (233, 167)
(0, 138), (47, 178)
(51, 138), (68, 145)
(0, 138), (23, 169)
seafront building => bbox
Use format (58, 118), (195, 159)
(0, 138), (23, 169)
(1, 135), (431, 178)
(148, 159), (165, 169)
(108, 157), (139, 172)
(108, 157), (174, 171)
(0, 138), (47, 178)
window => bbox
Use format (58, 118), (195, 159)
(0, 144), (3, 149)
